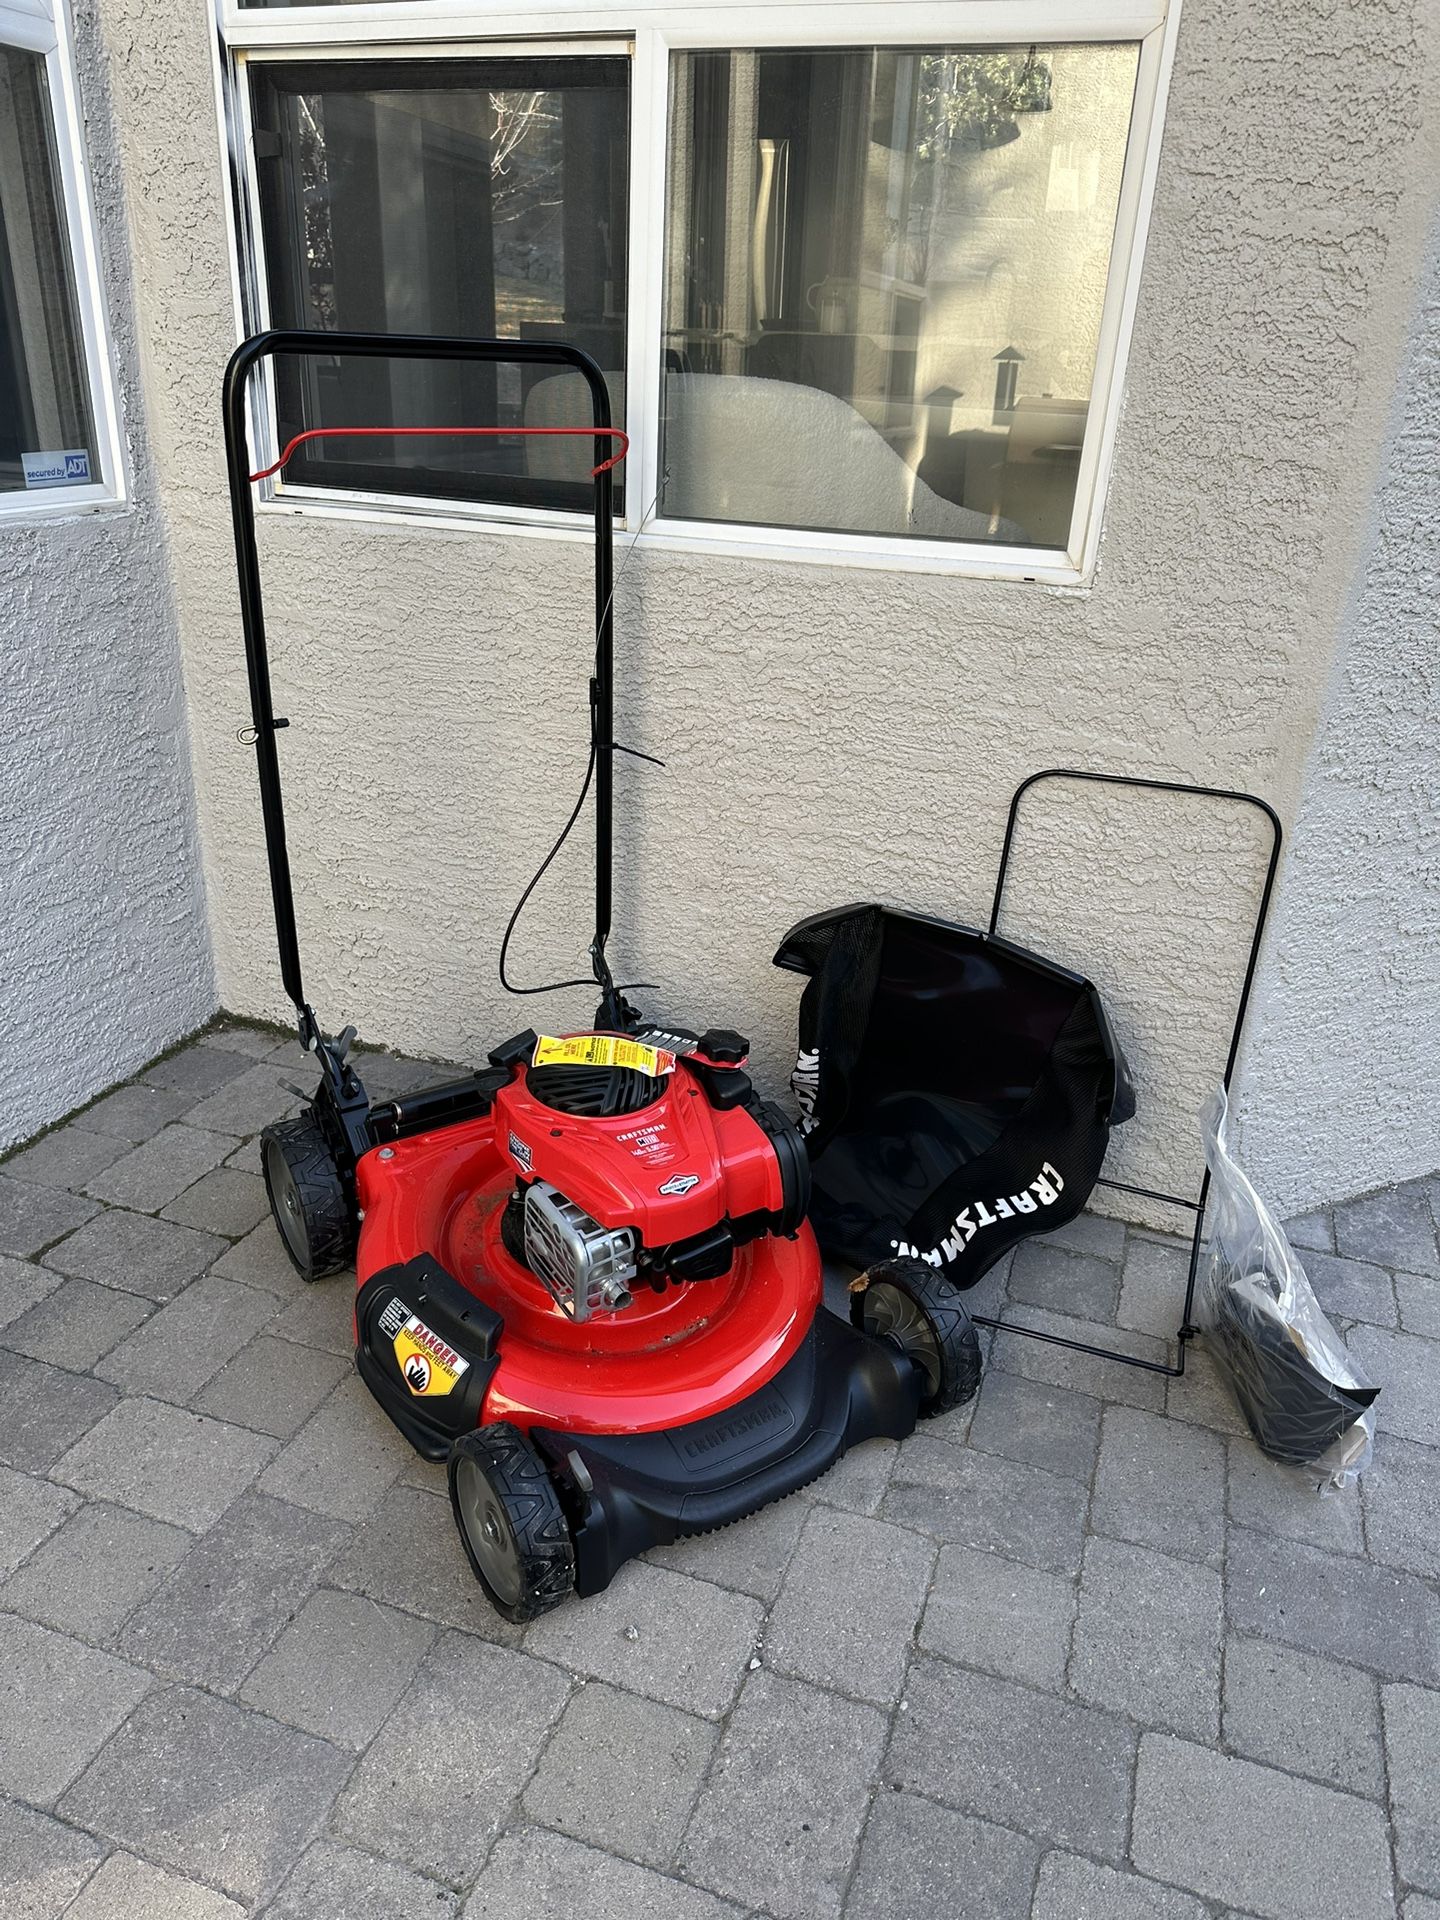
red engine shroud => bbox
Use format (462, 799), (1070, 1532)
(354, 1048), (821, 1436)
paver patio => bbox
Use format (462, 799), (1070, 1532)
(0, 1020), (1436, 1918)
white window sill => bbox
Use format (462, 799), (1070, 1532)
(0, 488), (128, 527)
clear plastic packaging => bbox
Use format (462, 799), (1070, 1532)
(1199, 1089), (1377, 1488)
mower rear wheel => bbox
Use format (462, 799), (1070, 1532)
(849, 1258), (982, 1416)
(261, 1115), (354, 1281)
(449, 1423), (576, 1623)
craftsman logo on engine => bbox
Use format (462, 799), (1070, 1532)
(392, 1313), (469, 1398)
(507, 1131), (533, 1173)
(658, 1173), (700, 1196)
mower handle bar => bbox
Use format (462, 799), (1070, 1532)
(222, 327), (623, 1050)
(249, 422), (631, 484)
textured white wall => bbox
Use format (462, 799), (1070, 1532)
(90, 0), (1439, 1217)
(0, 2), (213, 1151)
(1237, 209), (1440, 1213)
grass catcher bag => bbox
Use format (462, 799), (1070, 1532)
(1199, 1089), (1377, 1486)
(773, 904), (1134, 1289)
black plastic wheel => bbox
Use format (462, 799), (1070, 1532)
(449, 1423), (576, 1623)
(849, 1257), (982, 1415)
(260, 1114), (355, 1281)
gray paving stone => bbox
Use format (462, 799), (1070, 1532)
(194, 1332), (350, 1438)
(1396, 1270), (1440, 1340)
(886, 1658), (1135, 1862)
(1334, 1184), (1438, 1277)
(527, 1560), (762, 1718)
(1405, 1900), (1440, 1920)
(96, 1274), (277, 1403)
(63, 1852), (245, 1920)
(1361, 1432), (1440, 1577)
(0, 1502), (191, 1643)
(52, 1396), (278, 1531)
(254, 1272), (357, 1353)
(0, 1796), (106, 1919)
(83, 1125), (235, 1214)
(0, 1350), (118, 1472)
(118, 1490), (350, 1691)
(967, 1370), (1101, 1483)
(328, 1483), (524, 1644)
(679, 1668), (886, 1919)
(240, 1588), (435, 1747)
(2, 1126), (128, 1192)
(1222, 1634), (1383, 1797)
(1227, 1438), (1365, 1552)
(333, 1633), (569, 1883)
(42, 1207), (226, 1302)
(804, 1435), (899, 1515)
(1347, 1322), (1440, 1446)
(162, 1167), (271, 1239)
(0, 1251), (63, 1328)
(1092, 1404), (1226, 1566)
(258, 1374), (406, 1521)
(210, 1221), (302, 1297)
(1164, 1340), (1248, 1436)
(990, 1305), (1168, 1411)
(1282, 1209), (1334, 1254)
(0, 1614), (152, 1804)
(1130, 1732), (1394, 1920)
(919, 1543), (1075, 1688)
(464, 1828), (740, 1920)
(264, 1840), (461, 1920)
(766, 1505), (933, 1706)
(60, 1685), (350, 1903)
(1116, 1235), (1191, 1339)
(224, 1135), (263, 1176)
(647, 1492), (807, 1601)
(1384, 1682), (1440, 1894)
(79, 1084), (193, 1141)
(208, 1022), (291, 1061)
(142, 1042), (253, 1100)
(2, 1277), (152, 1371)
(1303, 1250), (1398, 1329)
(523, 1679), (716, 1868)
(1038, 1211), (1127, 1261)
(184, 1064), (306, 1139)
(1008, 1241), (1120, 1324)
(884, 1433), (1086, 1575)
(0, 1465), (79, 1579)
(847, 1791), (1037, 1920)
(1031, 1852), (1208, 1920)
(1069, 1534), (1221, 1739)
(0, 1177), (100, 1258)
(1227, 1525), (1440, 1683)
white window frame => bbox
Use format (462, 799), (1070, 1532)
(0, 0), (125, 520)
(215, 0), (1181, 586)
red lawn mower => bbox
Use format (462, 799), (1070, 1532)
(223, 329), (980, 1621)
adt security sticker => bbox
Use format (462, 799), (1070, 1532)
(23, 449), (91, 489)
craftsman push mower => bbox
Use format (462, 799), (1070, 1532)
(223, 329), (997, 1621)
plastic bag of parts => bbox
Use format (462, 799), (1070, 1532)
(1199, 1089), (1378, 1488)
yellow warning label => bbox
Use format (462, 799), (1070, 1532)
(393, 1314), (470, 1398)
(532, 1033), (676, 1077)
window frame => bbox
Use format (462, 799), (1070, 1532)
(216, 1), (1181, 585)
(0, 0), (125, 520)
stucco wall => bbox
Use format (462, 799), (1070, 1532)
(1238, 207), (1440, 1213)
(0, 2), (213, 1152)
(93, 0), (1439, 1219)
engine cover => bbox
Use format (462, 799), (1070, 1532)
(491, 1033), (808, 1311)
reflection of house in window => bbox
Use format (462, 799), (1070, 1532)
(993, 346), (1023, 424)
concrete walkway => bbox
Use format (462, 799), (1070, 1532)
(0, 1022), (1436, 1919)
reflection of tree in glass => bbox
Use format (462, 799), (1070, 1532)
(916, 49), (1051, 158)
(490, 89), (566, 328)
(296, 94), (337, 330)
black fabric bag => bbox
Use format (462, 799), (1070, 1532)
(773, 904), (1134, 1288)
(1210, 1274), (1380, 1467)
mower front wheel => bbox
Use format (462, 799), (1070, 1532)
(850, 1257), (982, 1416)
(449, 1424), (576, 1624)
(261, 1115), (355, 1281)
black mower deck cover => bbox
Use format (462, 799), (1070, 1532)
(775, 903), (1135, 1287)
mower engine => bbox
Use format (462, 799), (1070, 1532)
(492, 1029), (809, 1323)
